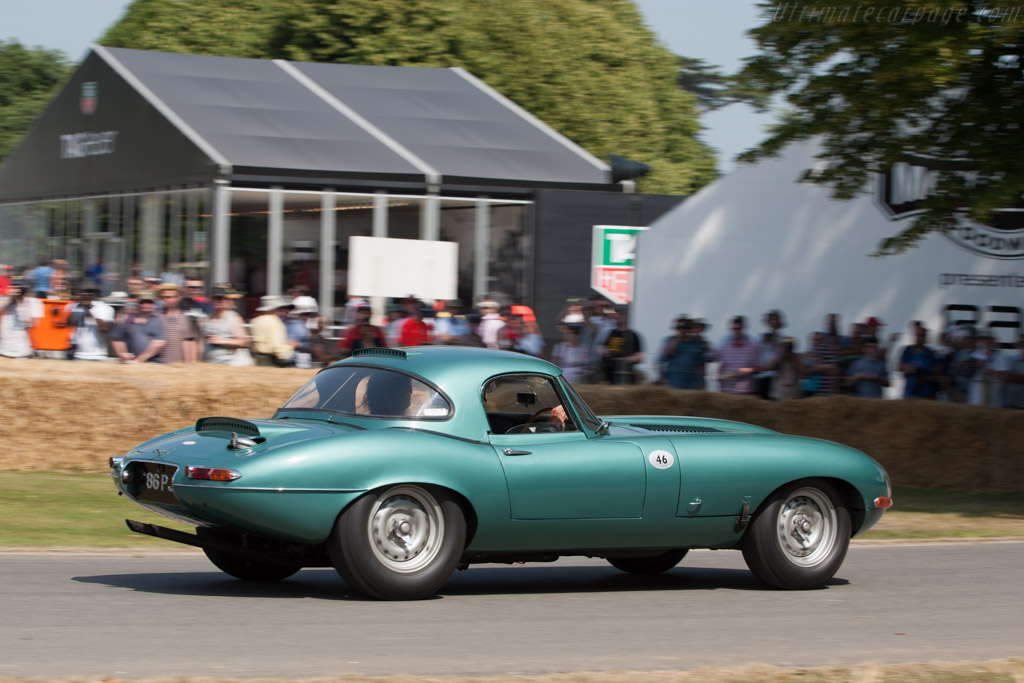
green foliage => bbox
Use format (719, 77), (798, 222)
(101, 0), (294, 58)
(739, 0), (1024, 255)
(676, 56), (770, 112)
(101, 0), (716, 194)
(0, 40), (72, 162)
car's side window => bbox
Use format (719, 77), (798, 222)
(483, 374), (576, 434)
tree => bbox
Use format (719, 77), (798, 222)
(101, 0), (716, 195)
(0, 41), (72, 162)
(739, 0), (1024, 254)
(676, 56), (769, 112)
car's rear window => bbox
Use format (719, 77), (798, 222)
(281, 366), (451, 420)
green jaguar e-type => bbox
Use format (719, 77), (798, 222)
(111, 346), (892, 600)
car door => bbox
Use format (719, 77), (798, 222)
(491, 431), (646, 519)
(485, 373), (646, 519)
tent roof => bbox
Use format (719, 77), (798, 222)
(0, 47), (613, 201)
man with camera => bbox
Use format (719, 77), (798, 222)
(65, 287), (115, 361)
(660, 315), (712, 390)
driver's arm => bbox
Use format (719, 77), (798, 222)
(548, 404), (569, 430)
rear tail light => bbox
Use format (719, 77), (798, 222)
(874, 496), (893, 509)
(185, 466), (241, 482)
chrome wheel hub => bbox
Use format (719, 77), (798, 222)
(775, 487), (837, 567)
(368, 486), (444, 573)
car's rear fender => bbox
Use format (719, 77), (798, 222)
(222, 428), (504, 544)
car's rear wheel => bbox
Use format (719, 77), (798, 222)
(328, 484), (466, 600)
(197, 528), (301, 582)
(741, 479), (851, 589)
(607, 549), (689, 575)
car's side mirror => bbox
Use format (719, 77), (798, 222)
(597, 420), (610, 435)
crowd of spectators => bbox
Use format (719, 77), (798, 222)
(650, 309), (1024, 409)
(1, 268), (1022, 408)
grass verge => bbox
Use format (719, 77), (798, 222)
(0, 471), (193, 549)
(2, 472), (1023, 548)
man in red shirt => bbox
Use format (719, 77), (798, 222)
(0, 264), (12, 295)
(398, 303), (433, 347)
(339, 305), (387, 354)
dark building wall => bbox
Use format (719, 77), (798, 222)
(0, 51), (219, 202)
(531, 188), (685, 348)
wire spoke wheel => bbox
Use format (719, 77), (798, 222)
(742, 479), (851, 590)
(367, 486), (445, 573)
(775, 487), (837, 567)
(329, 484), (466, 600)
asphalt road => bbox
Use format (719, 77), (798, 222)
(2, 541), (1022, 679)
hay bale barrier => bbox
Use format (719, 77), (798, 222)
(2, 358), (1021, 494)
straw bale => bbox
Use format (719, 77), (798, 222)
(1, 358), (1021, 493)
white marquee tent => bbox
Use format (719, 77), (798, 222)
(632, 140), (1024, 393)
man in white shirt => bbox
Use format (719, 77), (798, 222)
(67, 288), (115, 360)
(968, 333), (1010, 407)
(477, 299), (506, 349)
(0, 280), (43, 358)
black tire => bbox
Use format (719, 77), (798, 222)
(607, 549), (689, 575)
(197, 529), (301, 582)
(741, 479), (851, 590)
(328, 484), (466, 600)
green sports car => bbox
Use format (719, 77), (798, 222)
(111, 346), (892, 600)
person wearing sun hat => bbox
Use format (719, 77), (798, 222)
(476, 298), (505, 349)
(286, 301), (319, 368)
(249, 294), (297, 366)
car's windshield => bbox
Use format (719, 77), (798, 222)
(280, 366), (451, 420)
(560, 378), (603, 432)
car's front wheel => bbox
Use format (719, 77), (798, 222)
(328, 484), (466, 600)
(197, 528), (302, 582)
(741, 479), (851, 589)
(607, 549), (689, 575)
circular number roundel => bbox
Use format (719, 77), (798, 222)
(648, 450), (675, 470)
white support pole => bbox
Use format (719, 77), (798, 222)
(320, 191), (336, 322)
(474, 198), (490, 304)
(373, 191), (388, 238)
(421, 193), (440, 242)
(212, 181), (231, 285)
(370, 191), (389, 322)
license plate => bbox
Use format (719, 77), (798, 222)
(135, 462), (179, 505)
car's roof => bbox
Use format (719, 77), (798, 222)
(333, 346), (560, 383)
(323, 347), (564, 439)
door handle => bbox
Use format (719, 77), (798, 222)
(502, 448), (532, 456)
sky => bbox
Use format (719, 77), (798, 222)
(0, 0), (775, 173)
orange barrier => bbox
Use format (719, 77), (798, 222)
(28, 298), (73, 351)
